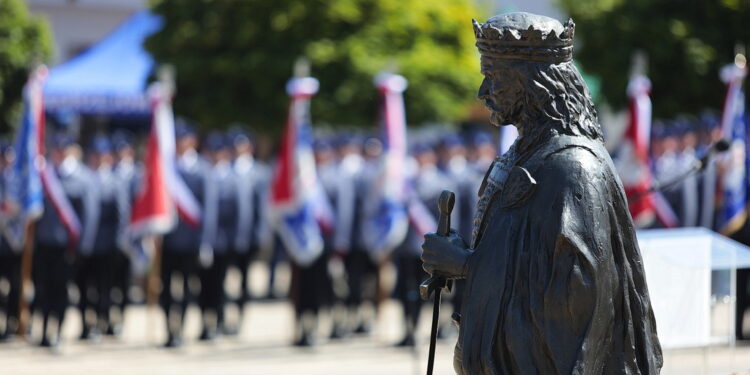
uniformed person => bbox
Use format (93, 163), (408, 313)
(315, 138), (347, 340)
(226, 130), (271, 334)
(333, 135), (376, 335)
(674, 119), (700, 227)
(697, 113), (721, 229)
(160, 124), (214, 348)
(197, 133), (232, 341)
(393, 142), (459, 347)
(0, 142), (21, 340)
(35, 134), (99, 347)
(286, 138), (337, 346)
(76, 136), (128, 340)
(109, 132), (140, 335)
(652, 121), (682, 227)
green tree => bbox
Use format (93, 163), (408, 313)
(0, 0), (52, 134)
(146, 0), (485, 133)
(558, 0), (749, 117)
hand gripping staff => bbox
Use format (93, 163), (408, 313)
(420, 190), (455, 375)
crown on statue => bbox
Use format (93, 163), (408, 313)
(473, 13), (575, 63)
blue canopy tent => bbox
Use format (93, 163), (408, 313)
(44, 11), (162, 117)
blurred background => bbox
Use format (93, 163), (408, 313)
(0, 0), (749, 374)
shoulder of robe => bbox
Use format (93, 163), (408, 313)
(534, 144), (606, 200)
(501, 141), (603, 209)
(499, 166), (537, 209)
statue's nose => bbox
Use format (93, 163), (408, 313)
(477, 78), (491, 100)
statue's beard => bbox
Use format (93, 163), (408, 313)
(489, 108), (519, 129)
(489, 111), (504, 127)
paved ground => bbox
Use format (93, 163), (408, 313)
(2, 299), (750, 375)
(3, 263), (750, 374)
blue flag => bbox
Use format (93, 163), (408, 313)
(717, 62), (747, 235)
(3, 67), (47, 250)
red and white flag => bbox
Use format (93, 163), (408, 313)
(270, 76), (332, 267)
(129, 83), (201, 237)
(361, 73), (410, 261)
(23, 66), (84, 250)
(618, 75), (677, 228)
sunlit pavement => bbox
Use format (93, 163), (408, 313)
(1, 300), (750, 375)
(2, 262), (750, 375)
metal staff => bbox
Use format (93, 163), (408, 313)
(420, 190), (455, 375)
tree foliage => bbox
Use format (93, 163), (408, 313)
(0, 0), (52, 134)
(559, 0), (749, 117)
(146, 0), (485, 133)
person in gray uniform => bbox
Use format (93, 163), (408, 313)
(0, 141), (21, 340)
(160, 124), (214, 348)
(393, 142), (459, 347)
(35, 134), (99, 347)
(437, 133), (479, 338)
(227, 130), (271, 334)
(333, 135), (376, 335)
(197, 133), (232, 341)
(76, 137), (128, 340)
(286, 138), (337, 346)
(314, 138), (346, 340)
(109, 132), (140, 335)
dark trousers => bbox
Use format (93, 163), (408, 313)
(290, 253), (332, 317)
(32, 245), (71, 326)
(0, 253), (21, 335)
(394, 253), (427, 331)
(111, 250), (131, 315)
(75, 253), (113, 330)
(198, 253), (229, 315)
(230, 248), (255, 306)
(737, 268), (750, 339)
(344, 248), (378, 308)
(160, 250), (196, 337)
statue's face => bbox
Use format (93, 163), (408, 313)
(478, 57), (523, 127)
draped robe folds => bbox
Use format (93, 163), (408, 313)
(456, 135), (663, 374)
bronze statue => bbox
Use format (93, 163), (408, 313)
(421, 12), (663, 374)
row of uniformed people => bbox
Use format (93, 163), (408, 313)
(0, 125), (500, 348)
(159, 125), (272, 347)
(0, 125), (272, 348)
(302, 131), (498, 347)
(22, 133), (137, 346)
(649, 113), (750, 341)
(648, 113), (723, 229)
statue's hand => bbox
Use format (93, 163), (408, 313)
(421, 230), (472, 279)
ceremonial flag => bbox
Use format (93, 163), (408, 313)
(717, 61), (748, 235)
(617, 74), (677, 228)
(270, 76), (332, 267)
(129, 83), (174, 236)
(362, 73), (410, 261)
(129, 83), (201, 237)
(618, 75), (656, 227)
(3, 67), (47, 250)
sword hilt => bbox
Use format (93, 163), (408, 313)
(420, 190), (455, 300)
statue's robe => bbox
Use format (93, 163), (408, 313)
(456, 134), (663, 374)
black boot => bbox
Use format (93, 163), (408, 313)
(395, 334), (416, 347)
(163, 333), (183, 348)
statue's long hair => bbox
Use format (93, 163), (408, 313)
(504, 60), (603, 151)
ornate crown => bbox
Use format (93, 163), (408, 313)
(473, 15), (575, 63)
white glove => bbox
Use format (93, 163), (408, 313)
(199, 243), (214, 268)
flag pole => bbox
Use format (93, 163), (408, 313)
(146, 234), (162, 343)
(17, 64), (46, 340)
(17, 221), (35, 339)
(145, 64), (175, 344)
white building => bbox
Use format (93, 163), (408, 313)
(26, 0), (145, 64)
